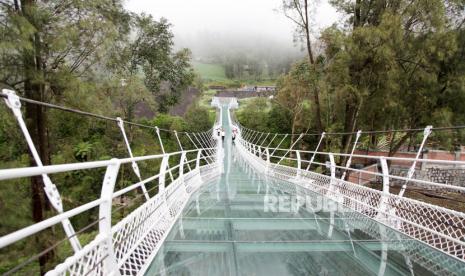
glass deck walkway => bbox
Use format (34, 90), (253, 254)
(144, 106), (463, 276)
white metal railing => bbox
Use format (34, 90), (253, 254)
(0, 147), (221, 275)
(234, 122), (465, 262)
(0, 89), (224, 275)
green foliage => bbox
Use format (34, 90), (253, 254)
(128, 15), (195, 112)
(73, 142), (94, 162)
(236, 97), (292, 134)
(185, 104), (215, 132)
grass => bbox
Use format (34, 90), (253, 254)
(192, 61), (277, 87)
(198, 89), (217, 109)
(192, 61), (277, 123)
(192, 62), (227, 81)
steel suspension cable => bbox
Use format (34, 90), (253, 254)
(4, 216), (104, 275)
(0, 91), (215, 136)
(236, 121), (465, 138)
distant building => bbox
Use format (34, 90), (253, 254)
(256, 86), (276, 92)
(238, 86), (255, 92)
(208, 85), (226, 90)
(237, 85), (276, 93)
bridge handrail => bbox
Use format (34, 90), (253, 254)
(248, 145), (465, 166)
(259, 147), (465, 193)
(0, 146), (220, 275)
(0, 148), (214, 181)
(238, 141), (465, 193)
(234, 122), (465, 262)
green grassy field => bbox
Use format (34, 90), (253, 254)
(192, 62), (227, 81)
(192, 61), (277, 87)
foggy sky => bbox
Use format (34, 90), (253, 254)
(125, 0), (340, 52)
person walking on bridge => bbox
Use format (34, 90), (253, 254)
(221, 128), (225, 142)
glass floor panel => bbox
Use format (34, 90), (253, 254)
(145, 106), (465, 275)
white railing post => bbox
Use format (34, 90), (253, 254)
(295, 150), (302, 179)
(196, 149), (202, 170)
(155, 127), (174, 182)
(99, 159), (121, 276)
(159, 154), (169, 195)
(174, 131), (192, 171)
(265, 147), (270, 173)
(179, 151), (188, 194)
(194, 149), (204, 185)
(179, 151), (186, 178)
(158, 154), (171, 217)
(377, 157), (390, 217)
(2, 89), (82, 252)
(327, 153), (336, 194)
(116, 117), (149, 201)
(341, 130), (362, 181)
(398, 125), (432, 197)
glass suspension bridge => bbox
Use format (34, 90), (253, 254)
(0, 90), (464, 275)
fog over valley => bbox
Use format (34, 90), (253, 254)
(125, 0), (339, 62)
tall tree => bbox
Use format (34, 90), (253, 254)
(276, 61), (315, 139)
(128, 14), (195, 112)
(325, 0), (465, 156)
(0, 0), (125, 273)
(280, 0), (324, 134)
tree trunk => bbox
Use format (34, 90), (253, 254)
(25, 81), (52, 276)
(312, 85), (324, 134)
(341, 101), (359, 165)
(303, 0), (323, 134)
(354, 0), (361, 28)
(389, 132), (414, 157)
(22, 0), (54, 274)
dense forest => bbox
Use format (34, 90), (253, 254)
(237, 0), (465, 157)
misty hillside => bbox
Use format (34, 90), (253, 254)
(177, 32), (305, 81)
